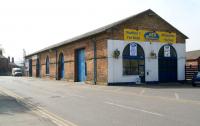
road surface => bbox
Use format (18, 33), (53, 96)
(0, 76), (200, 126)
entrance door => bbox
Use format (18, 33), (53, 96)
(36, 58), (40, 77)
(29, 59), (32, 77)
(76, 49), (86, 82)
(158, 45), (177, 82)
(58, 53), (64, 80)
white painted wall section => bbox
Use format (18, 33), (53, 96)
(107, 40), (186, 83)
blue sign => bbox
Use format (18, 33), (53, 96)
(144, 32), (159, 41)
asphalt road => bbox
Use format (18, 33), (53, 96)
(0, 76), (200, 126)
(0, 85), (57, 126)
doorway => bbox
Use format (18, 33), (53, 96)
(29, 59), (32, 77)
(58, 53), (64, 80)
(76, 49), (86, 82)
(36, 58), (40, 77)
(158, 45), (177, 82)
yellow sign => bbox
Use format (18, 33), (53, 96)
(124, 29), (176, 43)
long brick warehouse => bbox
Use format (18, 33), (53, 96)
(25, 9), (188, 85)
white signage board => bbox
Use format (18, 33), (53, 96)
(25, 59), (29, 71)
(130, 43), (137, 56)
(164, 45), (171, 57)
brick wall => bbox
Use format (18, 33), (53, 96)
(107, 11), (186, 43)
(187, 61), (197, 66)
(186, 56), (200, 66)
(0, 58), (9, 75)
(28, 33), (108, 85)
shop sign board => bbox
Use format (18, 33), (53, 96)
(130, 43), (137, 56)
(124, 29), (176, 43)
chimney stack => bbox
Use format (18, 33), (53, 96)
(12, 57), (14, 63)
(8, 56), (10, 63)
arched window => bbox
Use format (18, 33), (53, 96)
(36, 58), (40, 77)
(46, 56), (50, 75)
(158, 44), (177, 58)
(58, 53), (64, 79)
(123, 43), (145, 75)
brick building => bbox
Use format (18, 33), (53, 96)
(185, 50), (200, 80)
(0, 50), (9, 75)
(25, 9), (188, 85)
(186, 50), (200, 66)
(0, 50), (18, 75)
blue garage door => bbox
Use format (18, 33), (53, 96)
(77, 49), (86, 82)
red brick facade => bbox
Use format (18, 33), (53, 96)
(0, 56), (18, 75)
(29, 32), (108, 85)
(186, 58), (200, 66)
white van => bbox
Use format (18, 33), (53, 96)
(12, 68), (22, 76)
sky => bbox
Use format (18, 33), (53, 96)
(0, 0), (199, 63)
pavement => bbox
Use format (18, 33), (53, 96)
(0, 76), (200, 126)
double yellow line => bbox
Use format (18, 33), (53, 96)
(0, 86), (77, 126)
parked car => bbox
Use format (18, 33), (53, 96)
(192, 71), (200, 86)
(12, 68), (22, 76)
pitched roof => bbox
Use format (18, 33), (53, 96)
(26, 9), (188, 57)
(9, 62), (18, 66)
(186, 50), (200, 60)
(0, 55), (7, 59)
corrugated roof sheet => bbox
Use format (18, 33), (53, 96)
(186, 50), (200, 60)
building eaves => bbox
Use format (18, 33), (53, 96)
(0, 55), (7, 59)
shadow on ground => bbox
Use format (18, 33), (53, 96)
(0, 94), (31, 115)
(0, 93), (57, 126)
